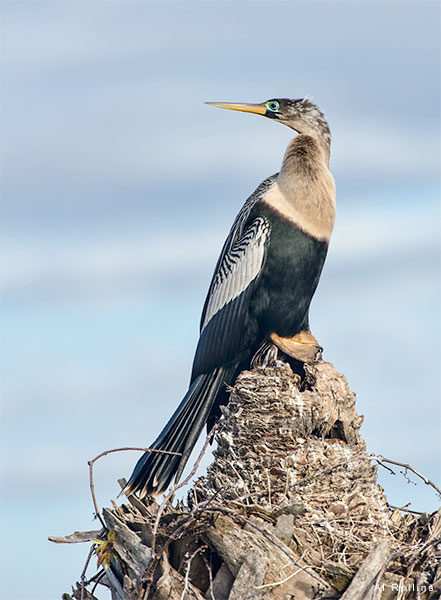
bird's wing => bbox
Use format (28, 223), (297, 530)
(192, 211), (270, 378)
(201, 216), (270, 330)
(199, 175), (275, 331)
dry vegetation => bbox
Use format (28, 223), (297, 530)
(51, 361), (441, 599)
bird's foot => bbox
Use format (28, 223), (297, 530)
(270, 330), (322, 363)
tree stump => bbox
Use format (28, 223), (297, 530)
(57, 361), (441, 600)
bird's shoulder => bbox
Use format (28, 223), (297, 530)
(197, 175), (276, 336)
(226, 174), (278, 243)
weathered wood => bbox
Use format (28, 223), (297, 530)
(323, 562), (354, 592)
(273, 513), (295, 544)
(154, 552), (205, 600)
(205, 514), (337, 599)
(58, 360), (440, 599)
(104, 569), (125, 600)
(64, 584), (100, 600)
(49, 530), (102, 544)
(228, 550), (266, 600)
(118, 477), (155, 518)
(209, 563), (234, 600)
(103, 508), (151, 581)
(340, 540), (390, 600)
(204, 515), (254, 577)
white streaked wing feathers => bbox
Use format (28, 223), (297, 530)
(201, 217), (269, 331)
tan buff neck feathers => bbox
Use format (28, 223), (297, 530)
(262, 135), (336, 242)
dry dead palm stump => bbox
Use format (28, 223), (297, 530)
(61, 361), (441, 600)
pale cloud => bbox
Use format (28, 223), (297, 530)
(2, 194), (439, 302)
(1, 2), (440, 598)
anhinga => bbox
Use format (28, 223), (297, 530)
(125, 98), (336, 497)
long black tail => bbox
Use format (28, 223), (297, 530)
(124, 366), (234, 497)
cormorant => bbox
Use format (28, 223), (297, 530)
(125, 98), (336, 497)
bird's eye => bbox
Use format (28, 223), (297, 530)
(265, 101), (280, 112)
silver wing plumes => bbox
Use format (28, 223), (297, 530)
(125, 177), (275, 497)
(201, 216), (270, 332)
(192, 215), (270, 378)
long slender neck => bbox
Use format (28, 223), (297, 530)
(273, 134), (336, 242)
(284, 115), (331, 165)
(278, 134), (330, 188)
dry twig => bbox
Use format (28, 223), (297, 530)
(150, 426), (218, 559)
(80, 546), (96, 600)
(372, 551), (403, 600)
(87, 446), (181, 528)
(143, 426), (218, 600)
(387, 503), (425, 516)
(371, 455), (441, 497)
(180, 546), (207, 600)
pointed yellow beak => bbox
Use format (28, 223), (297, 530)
(205, 102), (267, 115)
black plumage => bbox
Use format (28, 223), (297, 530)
(125, 98), (336, 496)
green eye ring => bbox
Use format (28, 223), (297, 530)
(265, 101), (280, 112)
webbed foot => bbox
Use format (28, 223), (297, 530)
(270, 330), (322, 363)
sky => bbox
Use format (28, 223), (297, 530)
(1, 1), (440, 599)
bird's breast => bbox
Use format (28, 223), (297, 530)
(246, 201), (329, 339)
(261, 175), (335, 243)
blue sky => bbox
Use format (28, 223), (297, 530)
(1, 1), (440, 598)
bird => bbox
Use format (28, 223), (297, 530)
(124, 98), (336, 497)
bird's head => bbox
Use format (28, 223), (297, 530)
(206, 97), (331, 150)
